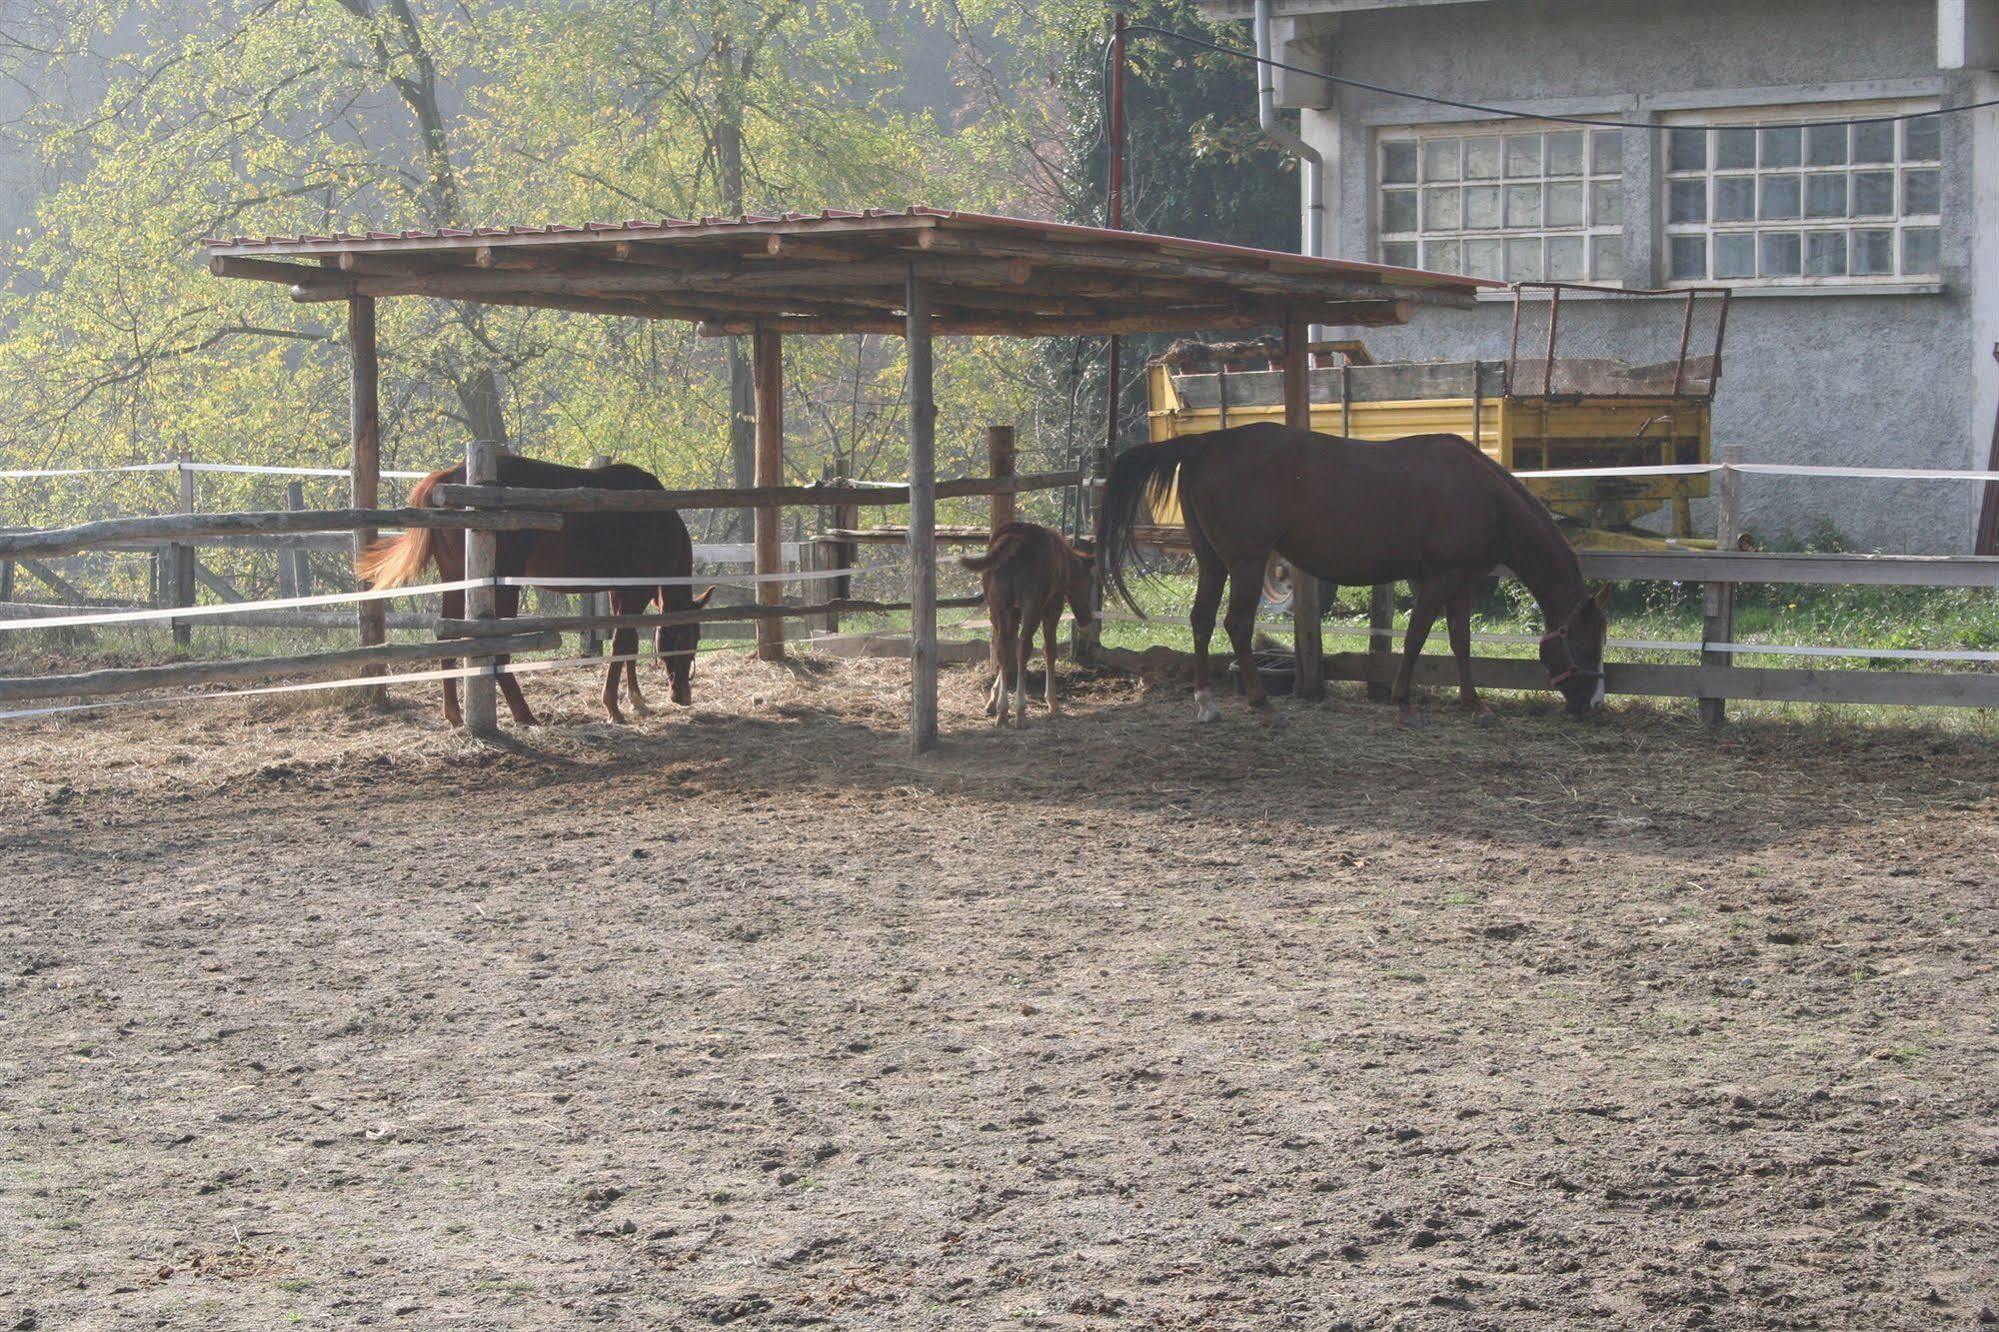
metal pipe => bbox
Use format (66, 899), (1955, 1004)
(1252, 0), (1324, 264)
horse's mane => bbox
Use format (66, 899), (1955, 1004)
(1458, 438), (1571, 561)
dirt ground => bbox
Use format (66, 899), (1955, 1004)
(1, 651), (1996, 1331)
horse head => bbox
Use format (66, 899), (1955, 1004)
(1540, 584), (1612, 717)
(659, 584), (716, 705)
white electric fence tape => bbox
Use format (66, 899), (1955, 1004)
(0, 644), (744, 722)
(0, 579), (484, 632)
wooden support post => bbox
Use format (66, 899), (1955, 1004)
(171, 450), (196, 647)
(349, 296), (386, 702)
(906, 270), (939, 753)
(1700, 444), (1744, 727)
(753, 325), (785, 661)
(462, 439), (500, 737)
(581, 453), (612, 656)
(1283, 316), (1324, 700)
(0, 555), (13, 605)
(1367, 585), (1396, 702)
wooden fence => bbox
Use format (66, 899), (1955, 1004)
(0, 443), (1078, 735)
(6, 440), (1999, 730)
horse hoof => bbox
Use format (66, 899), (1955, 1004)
(1472, 708), (1498, 726)
(1193, 690), (1222, 724)
(1256, 708), (1288, 731)
(1398, 710), (1427, 729)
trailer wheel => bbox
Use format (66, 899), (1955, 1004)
(1258, 557), (1338, 619)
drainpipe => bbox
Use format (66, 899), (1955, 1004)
(1252, 0), (1324, 264)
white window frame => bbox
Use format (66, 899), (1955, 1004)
(1375, 117), (1626, 285)
(1660, 98), (1942, 290)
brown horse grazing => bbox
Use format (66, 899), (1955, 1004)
(1097, 421), (1611, 726)
(358, 456), (714, 727)
(961, 521), (1098, 727)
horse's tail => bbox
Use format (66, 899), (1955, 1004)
(1094, 435), (1211, 617)
(355, 467), (450, 589)
(959, 523), (1033, 575)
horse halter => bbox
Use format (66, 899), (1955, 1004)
(1539, 604), (1603, 688)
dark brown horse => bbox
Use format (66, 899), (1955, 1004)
(961, 522), (1097, 727)
(359, 456), (713, 727)
(1097, 422), (1610, 725)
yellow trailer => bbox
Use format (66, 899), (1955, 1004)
(1144, 283), (1730, 548)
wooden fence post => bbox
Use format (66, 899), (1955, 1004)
(349, 295), (386, 704)
(1071, 443), (1103, 664)
(832, 455), (856, 604)
(812, 461), (839, 636)
(0, 555), (12, 605)
(1284, 315), (1324, 700)
(986, 424), (1015, 671)
(1700, 444), (1744, 726)
(582, 453), (612, 656)
(171, 449), (196, 648)
(987, 426), (1016, 533)
(906, 270), (939, 753)
(1367, 585), (1396, 702)
(753, 325), (786, 662)
(463, 440), (500, 737)
(281, 481), (311, 599)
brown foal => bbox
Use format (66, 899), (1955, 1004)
(961, 522), (1097, 727)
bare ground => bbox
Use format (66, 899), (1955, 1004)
(1, 653), (1996, 1331)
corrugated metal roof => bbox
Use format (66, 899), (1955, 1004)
(202, 205), (1493, 294)
(202, 205), (1491, 336)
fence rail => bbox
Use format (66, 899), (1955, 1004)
(431, 470), (1081, 512)
(7, 443), (1999, 725)
(0, 507), (561, 560)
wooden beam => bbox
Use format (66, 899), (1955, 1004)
(753, 324), (785, 661)
(205, 214), (941, 263)
(349, 296), (386, 694)
(916, 233), (1476, 307)
(431, 470), (1081, 512)
(291, 255), (1030, 303)
(907, 269), (938, 753)
(0, 632), (557, 704)
(1572, 549), (1999, 589)
(1324, 652), (1999, 710)
(756, 234), (863, 261)
(0, 508), (557, 561)
(1284, 313), (1324, 701)
(697, 302), (1410, 338)
(209, 254), (340, 287)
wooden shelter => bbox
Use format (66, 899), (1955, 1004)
(203, 206), (1491, 751)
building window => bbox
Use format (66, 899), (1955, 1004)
(1663, 103), (1941, 285)
(1377, 123), (1625, 282)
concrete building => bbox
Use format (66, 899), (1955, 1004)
(1198, 0), (1999, 552)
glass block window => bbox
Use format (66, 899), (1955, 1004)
(1663, 103), (1942, 286)
(1378, 122), (1625, 282)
